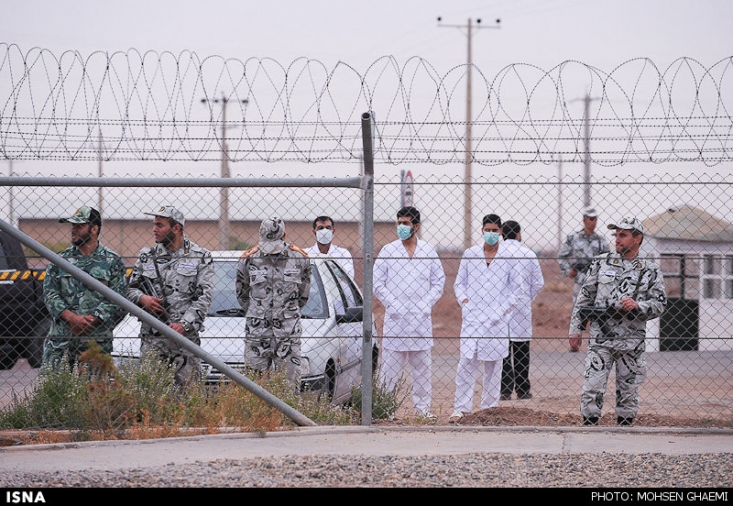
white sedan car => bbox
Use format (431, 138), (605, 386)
(113, 251), (377, 404)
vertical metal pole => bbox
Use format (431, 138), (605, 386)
(464, 18), (473, 250)
(7, 160), (14, 228)
(557, 154), (563, 251)
(98, 129), (103, 217)
(583, 94), (591, 208)
(360, 111), (375, 426)
(220, 96), (231, 250)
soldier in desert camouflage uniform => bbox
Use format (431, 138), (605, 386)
(42, 206), (127, 371)
(127, 206), (214, 387)
(569, 217), (667, 426)
(236, 217), (311, 385)
(558, 206), (611, 351)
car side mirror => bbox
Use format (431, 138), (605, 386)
(336, 306), (363, 324)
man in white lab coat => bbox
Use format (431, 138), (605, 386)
(450, 214), (529, 423)
(499, 220), (545, 401)
(305, 215), (355, 279)
(374, 206), (445, 419)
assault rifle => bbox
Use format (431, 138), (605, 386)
(577, 305), (622, 332)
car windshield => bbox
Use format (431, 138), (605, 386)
(208, 259), (329, 319)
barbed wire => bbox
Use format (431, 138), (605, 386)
(1, 44), (731, 165)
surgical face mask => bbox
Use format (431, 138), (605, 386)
(316, 228), (333, 245)
(397, 224), (414, 241)
(483, 231), (500, 246)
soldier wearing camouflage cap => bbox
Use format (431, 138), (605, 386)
(558, 206), (611, 352)
(127, 205), (214, 387)
(235, 217), (311, 385)
(42, 205), (127, 371)
(569, 217), (667, 426)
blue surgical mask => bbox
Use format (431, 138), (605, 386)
(397, 224), (413, 241)
(484, 231), (500, 246)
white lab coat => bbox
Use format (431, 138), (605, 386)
(305, 243), (355, 279)
(454, 242), (529, 361)
(502, 239), (545, 341)
(374, 239), (445, 351)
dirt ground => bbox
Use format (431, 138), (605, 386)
(370, 253), (733, 428)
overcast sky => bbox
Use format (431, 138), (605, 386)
(4, 0), (732, 73)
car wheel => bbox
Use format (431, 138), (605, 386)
(325, 361), (336, 403)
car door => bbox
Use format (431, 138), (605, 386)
(324, 260), (364, 397)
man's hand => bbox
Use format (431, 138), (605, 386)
(169, 322), (185, 335)
(569, 333), (582, 352)
(140, 295), (165, 314)
(61, 310), (98, 336)
(618, 297), (639, 312)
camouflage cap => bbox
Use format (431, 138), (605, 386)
(59, 205), (102, 227)
(608, 217), (644, 235)
(144, 205), (185, 226)
(582, 206), (598, 218)
(259, 217), (286, 254)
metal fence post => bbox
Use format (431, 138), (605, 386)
(361, 111), (375, 426)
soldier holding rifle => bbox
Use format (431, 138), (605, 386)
(568, 217), (666, 426)
(127, 206), (214, 387)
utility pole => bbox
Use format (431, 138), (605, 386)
(202, 94), (248, 250)
(97, 129), (103, 217)
(570, 93), (600, 208)
(438, 16), (500, 249)
(557, 154), (563, 251)
(7, 160), (14, 228)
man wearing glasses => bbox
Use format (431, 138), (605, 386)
(558, 207), (610, 351)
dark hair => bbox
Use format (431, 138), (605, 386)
(397, 206), (421, 224)
(502, 220), (521, 240)
(312, 215), (335, 229)
(88, 208), (102, 234)
(167, 217), (183, 231)
(482, 214), (502, 227)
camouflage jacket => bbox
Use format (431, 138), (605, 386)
(569, 252), (667, 351)
(44, 242), (127, 339)
(236, 244), (311, 322)
(127, 238), (214, 336)
(558, 230), (610, 286)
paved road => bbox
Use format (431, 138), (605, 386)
(1, 426), (732, 474)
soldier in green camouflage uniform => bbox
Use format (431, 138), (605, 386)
(559, 207), (611, 351)
(42, 206), (127, 371)
(236, 217), (311, 385)
(569, 217), (667, 426)
(127, 206), (214, 387)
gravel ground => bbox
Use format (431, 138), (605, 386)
(2, 452), (731, 488)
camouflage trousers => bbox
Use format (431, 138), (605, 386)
(141, 334), (202, 387)
(245, 335), (302, 385)
(580, 345), (647, 419)
(41, 337), (112, 372)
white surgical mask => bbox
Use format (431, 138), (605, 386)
(316, 228), (333, 245)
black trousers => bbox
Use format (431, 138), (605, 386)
(501, 340), (531, 396)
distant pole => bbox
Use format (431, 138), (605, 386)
(7, 160), (14, 228)
(583, 94), (591, 208)
(438, 16), (501, 249)
(557, 154), (563, 251)
(97, 129), (103, 217)
(201, 94), (248, 250)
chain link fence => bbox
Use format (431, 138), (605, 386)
(1, 172), (731, 427)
